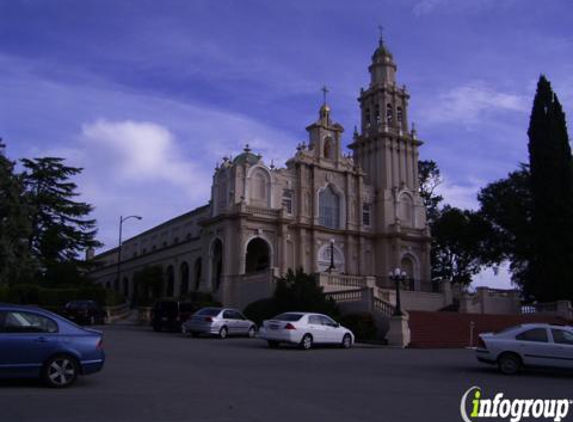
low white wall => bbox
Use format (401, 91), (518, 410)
(459, 287), (521, 315)
(400, 290), (447, 312)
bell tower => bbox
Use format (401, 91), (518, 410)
(349, 36), (418, 190)
(348, 34), (431, 282)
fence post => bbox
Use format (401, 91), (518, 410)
(469, 321), (475, 348)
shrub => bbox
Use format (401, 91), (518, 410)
(273, 268), (339, 319)
(0, 285), (9, 302)
(0, 283), (122, 307)
(6, 284), (41, 304)
(185, 291), (221, 308)
(339, 312), (377, 341)
(243, 298), (279, 325)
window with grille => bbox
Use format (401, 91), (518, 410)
(362, 203), (372, 226)
(282, 189), (293, 214)
(319, 185), (340, 229)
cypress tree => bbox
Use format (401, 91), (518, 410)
(527, 75), (573, 302)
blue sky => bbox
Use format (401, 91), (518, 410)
(1, 0), (572, 288)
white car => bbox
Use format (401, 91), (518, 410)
(476, 323), (573, 375)
(259, 312), (354, 350)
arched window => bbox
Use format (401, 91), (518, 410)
(397, 107), (403, 123)
(364, 108), (371, 125)
(319, 185), (340, 229)
(374, 104), (381, 124)
(249, 168), (270, 207)
(194, 258), (202, 291)
(399, 193), (414, 227)
(323, 137), (334, 160)
(255, 173), (266, 199)
(386, 104), (393, 124)
(215, 171), (227, 213)
(245, 238), (270, 273)
(179, 262), (189, 297)
(211, 240), (223, 291)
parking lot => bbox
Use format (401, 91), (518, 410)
(0, 325), (571, 422)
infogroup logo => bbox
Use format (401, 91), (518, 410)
(460, 386), (572, 422)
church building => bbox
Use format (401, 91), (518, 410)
(89, 37), (433, 309)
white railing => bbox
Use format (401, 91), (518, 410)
(521, 300), (572, 320)
(105, 302), (131, 322)
(326, 289), (363, 303)
(326, 288), (396, 318)
(317, 273), (376, 291)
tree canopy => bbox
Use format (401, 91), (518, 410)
(0, 143), (102, 286)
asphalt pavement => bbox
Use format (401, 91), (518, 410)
(0, 325), (571, 422)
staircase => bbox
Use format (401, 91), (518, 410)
(408, 311), (570, 348)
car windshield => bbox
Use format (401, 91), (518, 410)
(196, 308), (221, 316)
(272, 313), (304, 321)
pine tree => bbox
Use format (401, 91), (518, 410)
(21, 157), (102, 281)
(527, 75), (573, 301)
(0, 141), (35, 285)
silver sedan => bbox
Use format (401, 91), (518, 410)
(476, 323), (573, 374)
(182, 308), (257, 339)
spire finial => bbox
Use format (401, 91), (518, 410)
(244, 143), (251, 153)
(321, 85), (329, 105)
(378, 25), (384, 46)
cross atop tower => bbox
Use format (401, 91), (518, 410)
(321, 85), (329, 105)
(378, 25), (384, 46)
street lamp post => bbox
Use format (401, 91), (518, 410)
(116, 215), (142, 297)
(388, 267), (407, 317)
(326, 239), (335, 272)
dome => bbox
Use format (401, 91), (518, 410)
(372, 43), (393, 62)
(233, 151), (260, 166)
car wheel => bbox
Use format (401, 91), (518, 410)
(42, 355), (79, 388)
(152, 323), (162, 332)
(190, 332), (199, 338)
(300, 334), (313, 350)
(498, 353), (521, 375)
(247, 326), (256, 338)
(341, 334), (352, 349)
(268, 340), (279, 348)
(219, 326), (228, 339)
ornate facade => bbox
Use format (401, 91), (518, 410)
(90, 38), (432, 308)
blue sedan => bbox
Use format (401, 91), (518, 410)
(0, 303), (105, 387)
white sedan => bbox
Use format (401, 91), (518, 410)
(259, 312), (354, 350)
(476, 323), (573, 375)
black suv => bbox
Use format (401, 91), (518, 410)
(62, 300), (107, 325)
(151, 300), (200, 332)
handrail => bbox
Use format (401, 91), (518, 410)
(373, 297), (395, 318)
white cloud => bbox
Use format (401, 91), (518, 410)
(435, 174), (484, 210)
(412, 0), (515, 16)
(472, 263), (515, 290)
(81, 119), (204, 194)
(424, 81), (528, 125)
